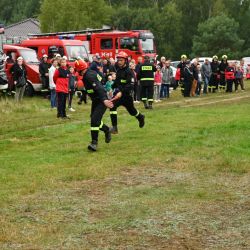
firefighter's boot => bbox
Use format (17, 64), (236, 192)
(110, 126), (118, 134)
(88, 140), (98, 152)
(137, 114), (145, 128)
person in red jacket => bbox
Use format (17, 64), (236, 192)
(53, 58), (70, 118)
(225, 62), (235, 93)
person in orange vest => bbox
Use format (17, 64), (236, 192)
(225, 62), (235, 93)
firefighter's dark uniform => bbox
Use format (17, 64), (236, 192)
(210, 60), (220, 92)
(219, 61), (228, 91)
(83, 69), (110, 145)
(137, 60), (156, 109)
(183, 64), (193, 97)
(177, 61), (186, 95)
(110, 64), (144, 132)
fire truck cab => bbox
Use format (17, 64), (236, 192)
(19, 39), (89, 66)
(3, 44), (40, 95)
(28, 29), (156, 63)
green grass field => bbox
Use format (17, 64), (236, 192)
(0, 86), (250, 249)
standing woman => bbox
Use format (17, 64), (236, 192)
(12, 57), (27, 102)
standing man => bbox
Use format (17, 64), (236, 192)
(210, 56), (220, 92)
(201, 59), (212, 94)
(75, 60), (113, 152)
(39, 54), (50, 92)
(137, 56), (156, 109)
(109, 51), (145, 134)
(219, 55), (228, 92)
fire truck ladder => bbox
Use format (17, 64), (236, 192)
(28, 28), (112, 37)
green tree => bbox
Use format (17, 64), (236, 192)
(192, 14), (244, 58)
(39, 0), (112, 32)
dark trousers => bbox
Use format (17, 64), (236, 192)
(196, 81), (202, 95)
(68, 90), (74, 108)
(160, 84), (170, 98)
(133, 83), (140, 101)
(41, 76), (49, 89)
(210, 73), (218, 91)
(110, 94), (142, 127)
(91, 100), (109, 142)
(219, 74), (226, 90)
(57, 92), (67, 117)
(141, 84), (154, 102)
(184, 80), (192, 97)
(79, 90), (87, 104)
(226, 80), (233, 92)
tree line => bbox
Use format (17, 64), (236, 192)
(1, 0), (250, 60)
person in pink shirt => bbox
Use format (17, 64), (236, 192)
(154, 65), (162, 102)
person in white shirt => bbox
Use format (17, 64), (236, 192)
(49, 59), (58, 108)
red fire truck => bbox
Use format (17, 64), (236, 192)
(28, 28), (157, 62)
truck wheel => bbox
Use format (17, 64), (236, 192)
(25, 83), (34, 97)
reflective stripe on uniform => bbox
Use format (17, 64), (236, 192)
(110, 111), (118, 115)
(140, 78), (154, 81)
(121, 79), (127, 83)
(135, 110), (140, 117)
(141, 98), (147, 101)
(91, 127), (99, 131)
(97, 74), (102, 82)
(99, 121), (103, 129)
(142, 66), (153, 71)
(148, 99), (154, 102)
(87, 89), (94, 94)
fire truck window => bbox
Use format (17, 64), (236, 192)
(120, 38), (138, 51)
(48, 46), (59, 59)
(101, 39), (113, 50)
(6, 52), (15, 64)
(27, 47), (38, 54)
(58, 47), (65, 57)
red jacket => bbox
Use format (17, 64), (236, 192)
(225, 67), (235, 80)
(175, 68), (181, 80)
(53, 66), (70, 93)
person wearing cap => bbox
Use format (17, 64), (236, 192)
(137, 55), (156, 109)
(11, 57), (27, 102)
(218, 55), (228, 91)
(177, 54), (187, 96)
(210, 56), (220, 92)
(109, 51), (145, 134)
(74, 59), (113, 152)
(39, 54), (50, 92)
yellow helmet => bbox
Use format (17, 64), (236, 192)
(213, 55), (218, 60)
(181, 54), (187, 60)
(222, 55), (228, 60)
